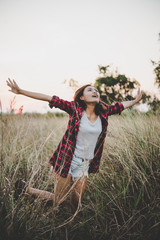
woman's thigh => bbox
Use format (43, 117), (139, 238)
(54, 173), (72, 204)
(72, 176), (88, 198)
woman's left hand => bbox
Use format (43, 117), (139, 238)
(121, 88), (143, 109)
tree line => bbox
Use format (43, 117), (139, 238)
(66, 34), (160, 113)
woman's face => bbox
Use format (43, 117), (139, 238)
(80, 86), (100, 104)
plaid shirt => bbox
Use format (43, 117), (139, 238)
(49, 96), (124, 178)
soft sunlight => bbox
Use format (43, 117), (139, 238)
(0, 0), (160, 112)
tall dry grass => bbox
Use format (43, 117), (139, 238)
(0, 111), (160, 240)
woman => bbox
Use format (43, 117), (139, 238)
(7, 78), (142, 212)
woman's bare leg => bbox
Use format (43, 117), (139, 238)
(70, 176), (87, 213)
(26, 187), (54, 201)
(26, 173), (71, 205)
(54, 173), (72, 205)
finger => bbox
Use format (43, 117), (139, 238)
(13, 80), (19, 88)
(12, 80), (16, 87)
(6, 80), (11, 87)
(10, 79), (14, 88)
(8, 78), (13, 87)
(8, 78), (12, 83)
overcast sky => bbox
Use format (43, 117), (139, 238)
(0, 0), (160, 113)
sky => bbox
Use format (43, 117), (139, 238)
(0, 0), (160, 113)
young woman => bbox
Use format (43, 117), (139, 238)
(7, 78), (142, 212)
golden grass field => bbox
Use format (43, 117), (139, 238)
(0, 110), (160, 240)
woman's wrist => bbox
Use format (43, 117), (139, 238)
(18, 88), (23, 94)
(133, 99), (138, 105)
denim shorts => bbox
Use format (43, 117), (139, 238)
(68, 154), (90, 179)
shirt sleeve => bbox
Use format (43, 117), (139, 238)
(102, 102), (124, 116)
(49, 95), (75, 115)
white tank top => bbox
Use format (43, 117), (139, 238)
(74, 112), (102, 160)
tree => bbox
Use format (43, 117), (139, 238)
(149, 95), (160, 112)
(62, 78), (79, 91)
(152, 33), (160, 89)
(151, 60), (160, 89)
(94, 65), (140, 104)
(149, 33), (160, 112)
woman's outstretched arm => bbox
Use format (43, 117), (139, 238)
(6, 78), (52, 102)
(121, 88), (143, 109)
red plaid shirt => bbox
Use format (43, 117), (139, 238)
(49, 96), (124, 178)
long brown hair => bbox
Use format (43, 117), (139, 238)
(74, 84), (107, 115)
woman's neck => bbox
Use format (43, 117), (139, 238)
(85, 103), (96, 115)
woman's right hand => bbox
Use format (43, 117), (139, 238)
(7, 78), (52, 101)
(6, 78), (21, 94)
